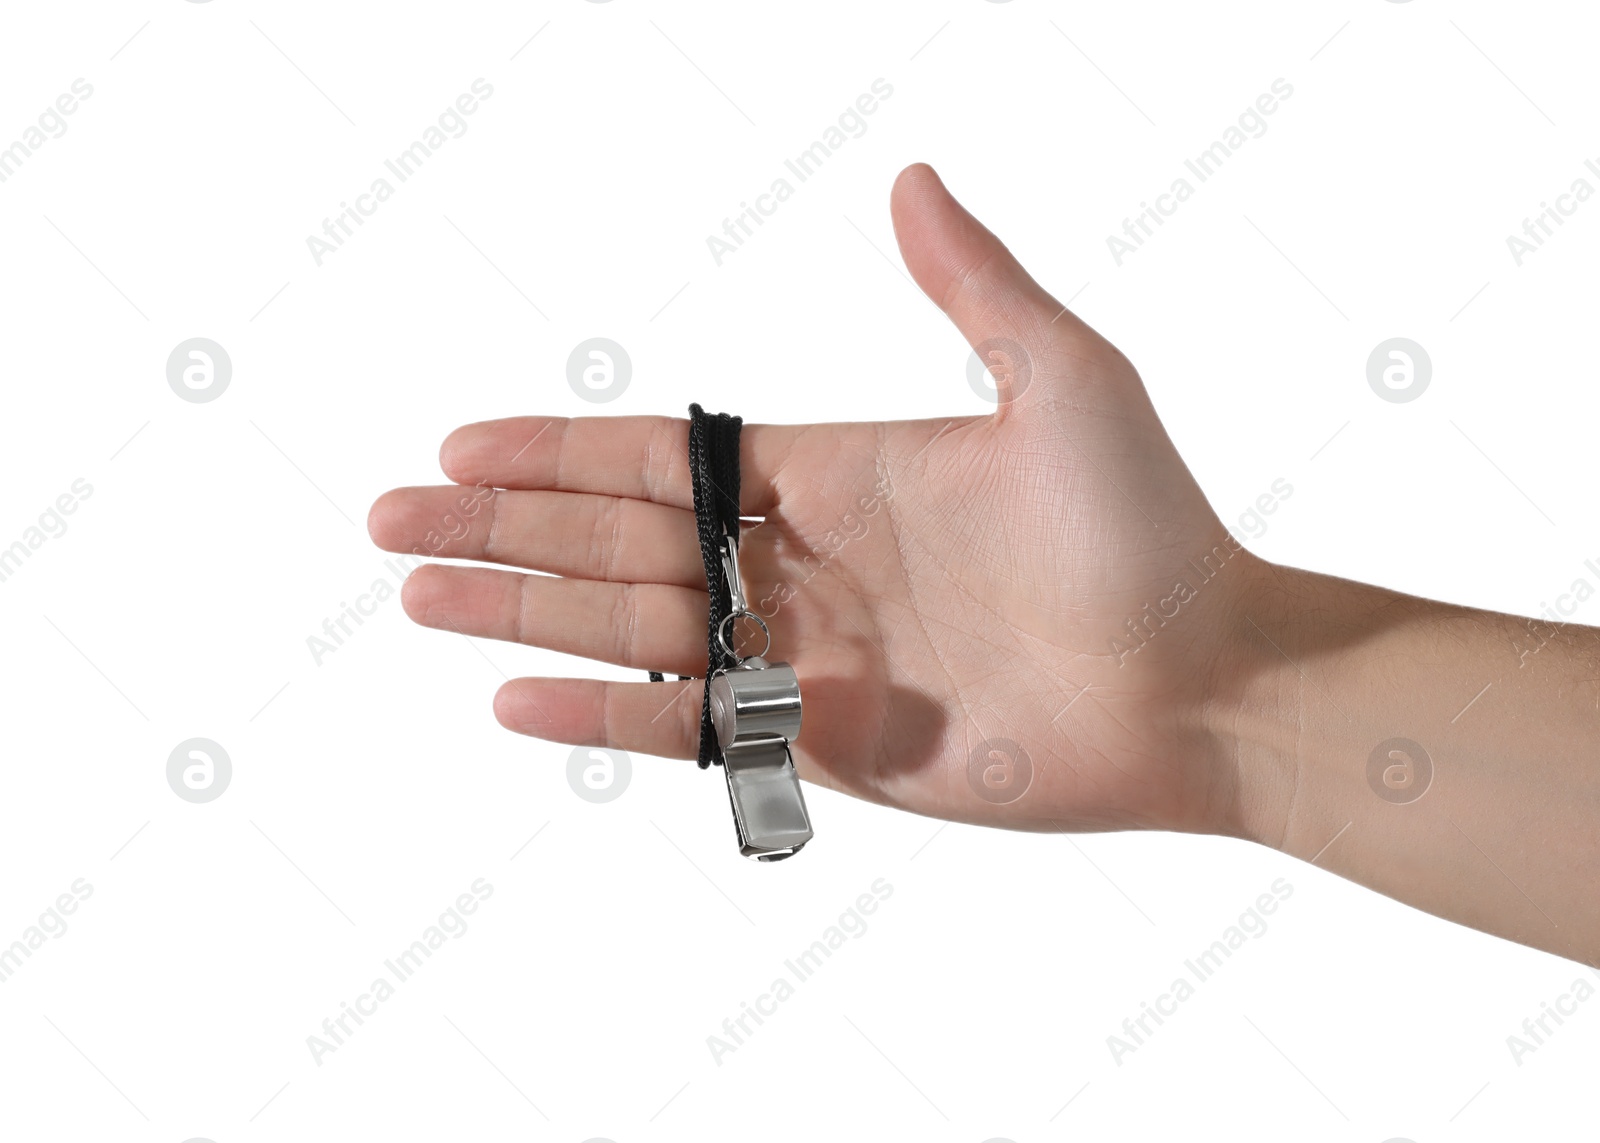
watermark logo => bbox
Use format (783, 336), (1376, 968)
(1109, 477), (1295, 669)
(967, 737), (1032, 804)
(0, 879), (93, 985)
(966, 337), (1033, 404)
(0, 79), (94, 187)
(167, 738), (232, 804)
(304, 80), (496, 266)
(1366, 338), (1430, 404)
(1108, 878), (1294, 1065)
(705, 79), (894, 266)
(167, 338), (231, 403)
(707, 878), (893, 1064)
(566, 337), (631, 403)
(754, 465), (894, 622)
(1506, 972), (1599, 1065)
(316, 482), (496, 665)
(1106, 79), (1294, 265)
(0, 477), (93, 586)
(567, 747), (631, 804)
(1504, 161), (1599, 266)
(307, 879), (493, 1065)
(1366, 737), (1431, 804)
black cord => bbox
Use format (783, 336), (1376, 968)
(649, 404), (742, 768)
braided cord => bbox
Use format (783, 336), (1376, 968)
(648, 404), (742, 768)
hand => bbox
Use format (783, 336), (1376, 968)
(372, 163), (1600, 962)
(369, 164), (1260, 840)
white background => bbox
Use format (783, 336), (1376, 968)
(1, 1), (1596, 1139)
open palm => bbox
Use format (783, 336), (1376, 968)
(369, 165), (1258, 840)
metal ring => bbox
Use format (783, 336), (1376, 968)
(717, 610), (770, 661)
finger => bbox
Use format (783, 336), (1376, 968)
(401, 563), (708, 676)
(890, 163), (1104, 385)
(890, 162), (1071, 338)
(438, 415), (800, 514)
(494, 676), (701, 760)
(368, 485), (706, 588)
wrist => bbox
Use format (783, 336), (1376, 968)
(1192, 550), (1600, 962)
(1201, 560), (1468, 854)
(1198, 557), (1338, 850)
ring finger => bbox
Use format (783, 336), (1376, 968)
(401, 563), (707, 676)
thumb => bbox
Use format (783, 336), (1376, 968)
(890, 163), (1102, 408)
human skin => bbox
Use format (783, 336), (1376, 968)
(369, 163), (1600, 965)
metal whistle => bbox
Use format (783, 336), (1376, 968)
(708, 532), (813, 860)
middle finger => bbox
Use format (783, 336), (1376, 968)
(369, 486), (706, 587)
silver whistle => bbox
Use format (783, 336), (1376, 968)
(707, 532), (813, 860)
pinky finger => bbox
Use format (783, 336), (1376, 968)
(494, 677), (701, 760)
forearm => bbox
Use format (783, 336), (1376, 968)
(1217, 560), (1600, 963)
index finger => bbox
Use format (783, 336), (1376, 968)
(439, 415), (800, 515)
